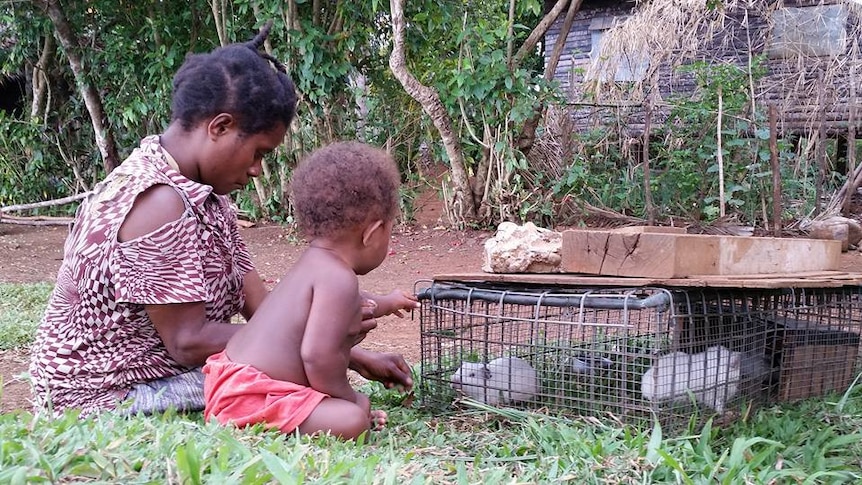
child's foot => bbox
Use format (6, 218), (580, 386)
(369, 410), (387, 431)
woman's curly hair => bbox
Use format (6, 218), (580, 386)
(170, 21), (297, 134)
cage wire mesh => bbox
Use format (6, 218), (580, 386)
(417, 280), (862, 430)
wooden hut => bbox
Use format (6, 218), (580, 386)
(544, 0), (861, 145)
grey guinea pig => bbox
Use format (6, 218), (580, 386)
(450, 356), (539, 405)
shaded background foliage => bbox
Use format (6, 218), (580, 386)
(0, 0), (851, 228)
(0, 0), (549, 225)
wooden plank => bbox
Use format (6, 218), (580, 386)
(716, 234), (839, 275)
(560, 229), (841, 278)
(429, 271), (862, 289)
(560, 230), (717, 277)
(430, 272), (671, 287)
(698, 270), (843, 280)
(612, 225), (687, 234)
(696, 271), (862, 284)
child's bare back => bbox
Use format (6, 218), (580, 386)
(226, 246), (365, 398)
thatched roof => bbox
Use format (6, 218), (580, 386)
(582, 0), (861, 133)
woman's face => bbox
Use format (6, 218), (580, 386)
(202, 118), (288, 195)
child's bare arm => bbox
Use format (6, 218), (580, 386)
(361, 290), (420, 318)
(301, 276), (364, 402)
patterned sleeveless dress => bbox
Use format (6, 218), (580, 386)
(29, 135), (254, 416)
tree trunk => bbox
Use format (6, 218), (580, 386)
(312, 0), (321, 27)
(286, 0), (301, 33)
(517, 0), (581, 154)
(248, 2), (281, 218)
(815, 78), (827, 216)
(389, 0), (477, 224)
(841, 59), (858, 216)
(769, 104), (781, 236)
(39, 0), (119, 173)
(30, 34), (55, 121)
(506, 0), (516, 64)
(211, 0), (228, 46)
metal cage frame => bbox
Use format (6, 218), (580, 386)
(418, 280), (862, 429)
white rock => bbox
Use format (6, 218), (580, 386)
(806, 216), (862, 252)
(482, 222), (562, 273)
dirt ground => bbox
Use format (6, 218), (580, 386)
(0, 190), (491, 413)
(4, 192), (862, 414)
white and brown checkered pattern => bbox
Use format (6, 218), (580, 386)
(29, 135), (254, 416)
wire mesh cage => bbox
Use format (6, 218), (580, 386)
(417, 280), (862, 430)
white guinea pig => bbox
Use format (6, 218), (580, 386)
(641, 345), (742, 413)
(450, 356), (539, 405)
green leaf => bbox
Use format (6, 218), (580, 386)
(645, 418), (662, 464)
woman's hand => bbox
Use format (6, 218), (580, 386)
(349, 347), (413, 392)
(353, 299), (380, 346)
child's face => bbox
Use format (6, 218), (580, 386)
(358, 218), (393, 275)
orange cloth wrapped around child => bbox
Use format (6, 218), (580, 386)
(203, 351), (328, 433)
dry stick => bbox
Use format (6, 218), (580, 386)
(841, 58), (858, 215)
(770, 104), (781, 237)
(815, 77), (827, 216)
(0, 214), (73, 226)
(0, 192), (89, 213)
(835, 163), (862, 215)
(0, 193), (86, 226)
(643, 96), (655, 225)
(249, 5), (277, 217)
(717, 86), (726, 218)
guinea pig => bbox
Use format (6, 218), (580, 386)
(641, 345), (742, 412)
(450, 356), (539, 405)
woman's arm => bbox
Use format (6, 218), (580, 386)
(240, 269), (269, 320)
(146, 302), (241, 367)
(120, 184), (248, 367)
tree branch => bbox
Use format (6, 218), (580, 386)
(36, 0), (119, 173)
(389, 0), (476, 223)
(511, 0), (570, 69)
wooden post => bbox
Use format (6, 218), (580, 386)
(643, 96), (655, 225)
(848, 131), (858, 213)
(850, 46), (858, 176)
(717, 86), (726, 217)
(770, 104), (781, 237)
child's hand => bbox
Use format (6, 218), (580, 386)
(380, 290), (420, 318)
(350, 348), (414, 392)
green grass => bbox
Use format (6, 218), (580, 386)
(0, 283), (53, 350)
(1, 282), (861, 483)
(1, 385), (861, 484)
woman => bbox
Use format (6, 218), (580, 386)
(29, 22), (416, 417)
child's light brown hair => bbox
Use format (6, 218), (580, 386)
(291, 141), (400, 239)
